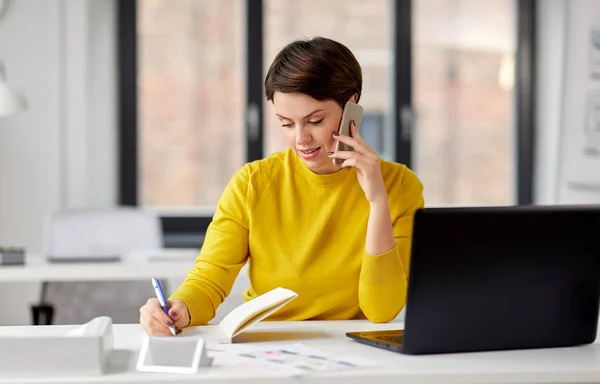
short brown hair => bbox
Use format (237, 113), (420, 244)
(264, 36), (362, 108)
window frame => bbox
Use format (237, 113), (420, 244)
(118, 0), (537, 247)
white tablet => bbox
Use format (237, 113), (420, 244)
(136, 335), (210, 375)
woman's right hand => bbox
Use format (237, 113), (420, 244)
(139, 298), (190, 336)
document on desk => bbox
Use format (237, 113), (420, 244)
(208, 342), (380, 376)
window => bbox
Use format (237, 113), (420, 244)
(137, 0), (244, 212)
(264, 0), (394, 159)
(119, 0), (536, 246)
(413, 0), (518, 205)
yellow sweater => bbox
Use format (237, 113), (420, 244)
(170, 148), (424, 325)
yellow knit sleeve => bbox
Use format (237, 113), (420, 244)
(169, 165), (252, 326)
(358, 167), (425, 323)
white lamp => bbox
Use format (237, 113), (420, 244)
(0, 61), (26, 118)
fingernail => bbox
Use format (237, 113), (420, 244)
(351, 120), (355, 126)
(326, 151), (334, 155)
(332, 132), (339, 136)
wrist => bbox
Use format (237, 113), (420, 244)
(369, 198), (389, 210)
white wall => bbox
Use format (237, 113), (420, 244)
(535, 0), (600, 204)
(555, 0), (600, 203)
(534, 0), (566, 204)
(0, 0), (62, 326)
(0, 0), (116, 325)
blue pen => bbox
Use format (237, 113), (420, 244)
(151, 277), (177, 336)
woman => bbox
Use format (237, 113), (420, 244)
(139, 36), (425, 336)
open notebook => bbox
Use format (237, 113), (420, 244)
(218, 287), (298, 341)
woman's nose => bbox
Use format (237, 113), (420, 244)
(295, 126), (312, 144)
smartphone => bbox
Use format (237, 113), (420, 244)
(333, 101), (364, 166)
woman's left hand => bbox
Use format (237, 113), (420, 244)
(329, 121), (388, 204)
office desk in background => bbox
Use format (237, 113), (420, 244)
(1, 320), (600, 384)
(0, 252), (197, 282)
(0, 252), (249, 326)
(0, 252), (198, 325)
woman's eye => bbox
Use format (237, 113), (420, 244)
(308, 119), (323, 125)
(281, 123), (293, 128)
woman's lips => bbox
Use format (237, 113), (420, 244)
(298, 147), (321, 160)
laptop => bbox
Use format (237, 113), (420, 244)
(347, 205), (600, 355)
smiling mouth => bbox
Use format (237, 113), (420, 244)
(299, 147), (320, 154)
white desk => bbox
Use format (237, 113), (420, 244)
(0, 253), (195, 282)
(1, 320), (600, 384)
(0, 252), (250, 326)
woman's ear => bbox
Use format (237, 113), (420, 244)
(349, 93), (359, 103)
